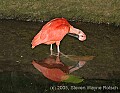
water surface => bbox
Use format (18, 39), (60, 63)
(0, 20), (120, 92)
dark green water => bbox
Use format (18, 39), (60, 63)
(0, 20), (120, 93)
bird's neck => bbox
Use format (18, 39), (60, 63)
(69, 26), (80, 35)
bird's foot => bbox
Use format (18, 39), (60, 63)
(50, 51), (59, 56)
(59, 52), (68, 58)
(52, 51), (61, 57)
(50, 51), (68, 57)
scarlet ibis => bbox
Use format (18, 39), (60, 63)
(31, 18), (86, 54)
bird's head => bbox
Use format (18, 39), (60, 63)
(78, 30), (86, 41)
(68, 26), (86, 41)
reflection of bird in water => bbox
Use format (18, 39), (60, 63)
(32, 56), (68, 82)
(31, 18), (86, 55)
(69, 61), (86, 73)
(32, 55), (86, 82)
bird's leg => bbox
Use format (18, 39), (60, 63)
(50, 44), (53, 50)
(56, 41), (60, 56)
(57, 45), (60, 53)
(50, 44), (53, 55)
(56, 41), (69, 57)
(56, 45), (60, 56)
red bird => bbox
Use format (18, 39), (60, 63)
(31, 18), (86, 54)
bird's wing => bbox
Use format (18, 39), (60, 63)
(46, 24), (70, 42)
(31, 30), (48, 48)
(32, 18), (70, 47)
(40, 18), (70, 41)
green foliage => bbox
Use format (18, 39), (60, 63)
(0, 0), (120, 24)
(62, 75), (84, 83)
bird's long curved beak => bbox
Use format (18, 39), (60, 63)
(68, 33), (79, 39)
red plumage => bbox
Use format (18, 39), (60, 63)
(32, 18), (70, 48)
(31, 18), (86, 53)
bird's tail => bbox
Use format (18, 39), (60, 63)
(32, 60), (47, 72)
(31, 32), (42, 48)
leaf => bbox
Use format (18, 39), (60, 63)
(62, 75), (84, 83)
